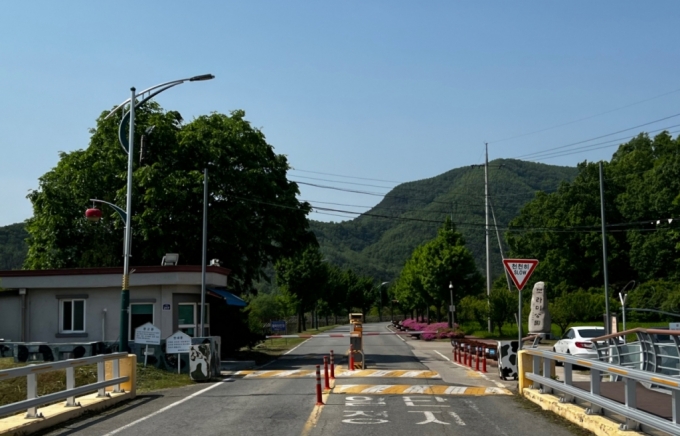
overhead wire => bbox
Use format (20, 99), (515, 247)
(513, 112), (680, 160)
(489, 86), (680, 144)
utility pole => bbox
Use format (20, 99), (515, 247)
(485, 143), (491, 333)
(599, 161), (611, 336)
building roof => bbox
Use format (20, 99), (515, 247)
(0, 265), (231, 289)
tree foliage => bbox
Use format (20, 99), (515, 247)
(393, 218), (484, 319)
(24, 103), (314, 293)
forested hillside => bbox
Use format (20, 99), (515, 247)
(311, 159), (578, 282)
(0, 223), (28, 270)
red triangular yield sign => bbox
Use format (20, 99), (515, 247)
(502, 258), (539, 291)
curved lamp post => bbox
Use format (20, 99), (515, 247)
(87, 74), (214, 353)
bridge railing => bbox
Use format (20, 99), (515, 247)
(0, 352), (131, 420)
(519, 348), (680, 435)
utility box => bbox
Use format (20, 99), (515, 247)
(189, 343), (211, 381)
(497, 340), (519, 380)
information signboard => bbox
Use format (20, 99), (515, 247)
(166, 331), (192, 354)
(271, 320), (286, 332)
(134, 322), (161, 345)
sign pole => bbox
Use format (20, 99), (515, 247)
(502, 259), (540, 352)
(144, 344), (148, 367)
(518, 289), (522, 351)
(178, 354), (181, 374)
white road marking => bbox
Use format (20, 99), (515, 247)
(449, 411), (466, 426)
(283, 337), (312, 355)
(434, 350), (507, 388)
(369, 370), (395, 377)
(444, 386), (468, 394)
(386, 324), (407, 342)
(362, 385), (392, 393)
(273, 369), (303, 377)
(400, 370), (426, 377)
(403, 385), (428, 394)
(102, 378), (232, 435)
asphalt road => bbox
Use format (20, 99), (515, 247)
(38, 323), (587, 436)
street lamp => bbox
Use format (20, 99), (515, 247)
(619, 280), (635, 341)
(448, 281), (455, 328)
(87, 74), (214, 353)
(377, 282), (389, 322)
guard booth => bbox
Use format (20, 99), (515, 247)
(349, 313), (364, 369)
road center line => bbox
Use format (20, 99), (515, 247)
(102, 378), (232, 435)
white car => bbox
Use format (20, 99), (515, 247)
(553, 326), (606, 361)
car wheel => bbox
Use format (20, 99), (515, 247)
(553, 348), (563, 366)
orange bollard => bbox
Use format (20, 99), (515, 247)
(330, 350), (335, 379)
(349, 344), (355, 371)
(315, 365), (324, 405)
(453, 344), (457, 363)
(323, 356), (330, 390)
(475, 346), (480, 371)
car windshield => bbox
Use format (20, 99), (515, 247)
(577, 329), (604, 338)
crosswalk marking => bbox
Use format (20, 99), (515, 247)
(233, 369), (440, 379)
(333, 385), (512, 396)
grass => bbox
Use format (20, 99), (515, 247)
(0, 325), (342, 407)
(0, 356), (195, 408)
(229, 324), (341, 365)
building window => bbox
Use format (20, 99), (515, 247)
(178, 303), (209, 337)
(129, 303), (154, 340)
(60, 299), (86, 333)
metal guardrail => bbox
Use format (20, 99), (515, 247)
(522, 348), (680, 435)
(0, 352), (129, 419)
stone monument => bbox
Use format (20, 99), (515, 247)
(528, 281), (551, 335)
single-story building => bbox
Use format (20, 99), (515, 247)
(0, 265), (245, 344)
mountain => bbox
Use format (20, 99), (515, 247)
(0, 223), (28, 270)
(310, 159), (578, 282)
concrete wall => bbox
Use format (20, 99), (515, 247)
(13, 285), (202, 343)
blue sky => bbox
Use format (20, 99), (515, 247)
(2, 1), (679, 226)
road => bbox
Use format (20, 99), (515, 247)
(39, 323), (587, 436)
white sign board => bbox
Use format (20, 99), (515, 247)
(166, 331), (192, 354)
(670, 322), (680, 331)
(134, 322), (161, 345)
(502, 259), (539, 291)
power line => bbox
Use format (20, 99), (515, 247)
(525, 126), (680, 162)
(490, 87), (680, 144)
(290, 168), (402, 184)
(513, 113), (680, 160)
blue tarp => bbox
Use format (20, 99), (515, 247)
(207, 288), (247, 307)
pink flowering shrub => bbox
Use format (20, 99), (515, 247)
(399, 319), (464, 341)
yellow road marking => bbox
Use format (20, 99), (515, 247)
(235, 369), (440, 379)
(300, 380), (333, 436)
(333, 384), (511, 396)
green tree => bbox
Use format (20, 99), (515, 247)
(488, 286), (518, 336)
(25, 104), (314, 294)
(275, 246), (329, 332)
(393, 218), (483, 323)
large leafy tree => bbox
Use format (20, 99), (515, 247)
(25, 103), (314, 293)
(507, 132), (680, 293)
(275, 245), (329, 332)
(394, 218), (484, 321)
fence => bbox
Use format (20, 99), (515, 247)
(0, 352), (132, 420)
(519, 348), (680, 435)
